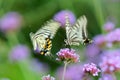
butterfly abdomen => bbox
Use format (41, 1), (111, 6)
(46, 37), (52, 51)
(40, 37), (52, 55)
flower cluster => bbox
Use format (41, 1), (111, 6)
(85, 44), (101, 64)
(99, 50), (120, 73)
(85, 44), (100, 58)
(56, 48), (80, 63)
(106, 28), (120, 43)
(103, 21), (115, 32)
(42, 75), (55, 80)
(93, 25), (120, 49)
(83, 63), (101, 76)
(93, 35), (106, 47)
(84, 21), (120, 79)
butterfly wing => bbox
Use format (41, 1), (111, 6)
(65, 15), (91, 45)
(35, 20), (61, 38)
(81, 15), (88, 39)
(30, 32), (37, 51)
(30, 32), (46, 52)
(73, 15), (88, 42)
(30, 20), (61, 55)
(65, 15), (80, 46)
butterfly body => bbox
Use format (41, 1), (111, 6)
(82, 38), (92, 45)
(39, 36), (52, 55)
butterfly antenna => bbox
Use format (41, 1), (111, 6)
(49, 54), (57, 61)
(45, 52), (56, 59)
(49, 54), (54, 58)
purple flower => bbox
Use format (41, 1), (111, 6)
(105, 28), (120, 43)
(99, 50), (120, 73)
(42, 74), (55, 80)
(83, 63), (101, 76)
(85, 44), (101, 64)
(29, 59), (49, 74)
(56, 48), (80, 63)
(9, 45), (30, 61)
(99, 74), (115, 80)
(0, 12), (22, 32)
(103, 21), (115, 32)
(93, 35), (106, 47)
(85, 44), (100, 58)
(56, 64), (84, 80)
(53, 10), (76, 27)
(106, 42), (113, 48)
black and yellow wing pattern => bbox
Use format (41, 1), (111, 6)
(30, 20), (61, 56)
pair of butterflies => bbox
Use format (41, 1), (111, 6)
(30, 15), (92, 56)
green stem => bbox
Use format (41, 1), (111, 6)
(62, 62), (68, 80)
(112, 73), (116, 80)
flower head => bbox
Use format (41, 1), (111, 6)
(99, 50), (120, 73)
(42, 74), (55, 80)
(9, 45), (30, 62)
(85, 44), (100, 58)
(85, 44), (101, 64)
(93, 35), (106, 47)
(56, 48), (80, 63)
(105, 28), (120, 43)
(83, 63), (101, 76)
(103, 21), (115, 32)
(53, 10), (76, 27)
(0, 12), (22, 32)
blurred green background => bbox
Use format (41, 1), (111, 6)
(0, 0), (120, 80)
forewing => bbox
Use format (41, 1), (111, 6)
(73, 15), (88, 41)
(82, 15), (88, 38)
(35, 35), (46, 51)
(35, 20), (61, 39)
(65, 15), (80, 45)
(30, 32), (37, 51)
(72, 16), (83, 41)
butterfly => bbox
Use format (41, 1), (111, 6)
(30, 20), (61, 56)
(64, 15), (92, 46)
